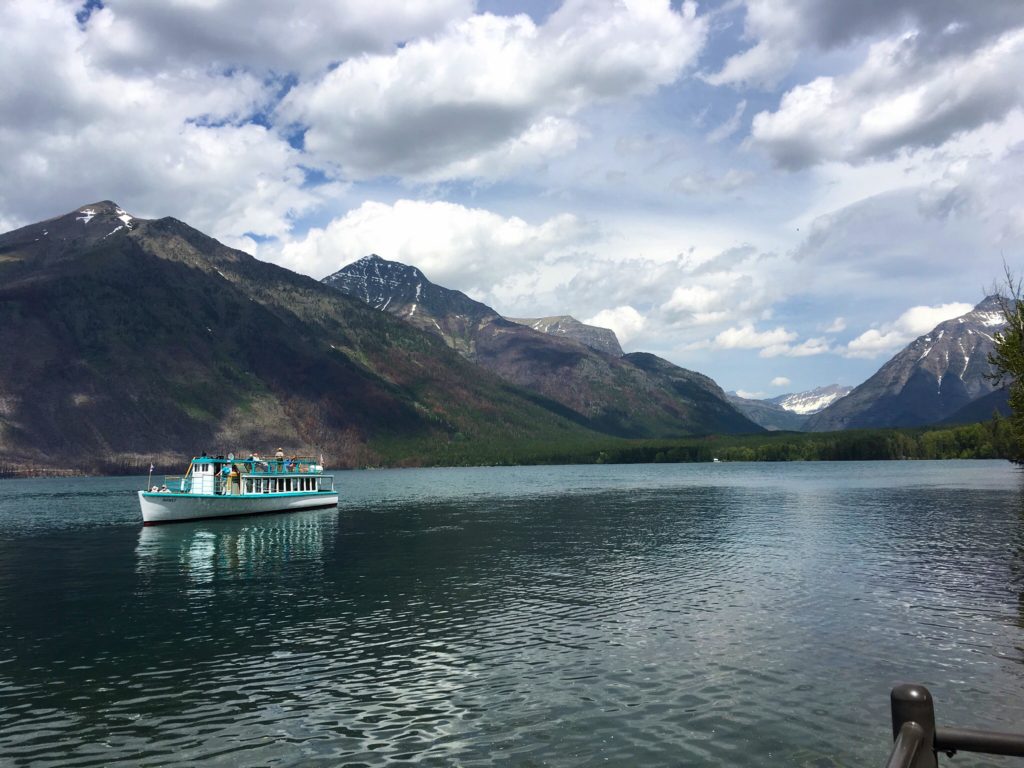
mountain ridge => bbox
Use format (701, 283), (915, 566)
(807, 297), (1006, 431)
(0, 204), (619, 471)
(324, 254), (761, 437)
(507, 315), (623, 356)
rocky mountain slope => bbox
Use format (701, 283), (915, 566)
(807, 297), (1006, 431)
(0, 203), (613, 471)
(324, 255), (760, 438)
(508, 315), (623, 356)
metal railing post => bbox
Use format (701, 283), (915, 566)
(888, 684), (938, 768)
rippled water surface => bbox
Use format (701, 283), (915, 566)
(1, 461), (1023, 766)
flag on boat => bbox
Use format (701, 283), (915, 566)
(149, 463), (154, 472)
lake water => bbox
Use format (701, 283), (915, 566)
(1, 461), (1023, 766)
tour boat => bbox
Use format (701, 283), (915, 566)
(138, 453), (338, 525)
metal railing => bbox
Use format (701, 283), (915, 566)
(886, 684), (1024, 767)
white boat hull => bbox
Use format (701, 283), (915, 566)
(138, 490), (339, 525)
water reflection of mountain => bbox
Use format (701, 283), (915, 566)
(136, 508), (338, 583)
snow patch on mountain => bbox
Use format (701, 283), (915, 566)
(769, 385), (853, 415)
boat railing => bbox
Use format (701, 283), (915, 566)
(230, 458), (322, 475)
(885, 684), (1024, 767)
(159, 475), (190, 493)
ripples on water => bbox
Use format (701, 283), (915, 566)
(1, 462), (1023, 766)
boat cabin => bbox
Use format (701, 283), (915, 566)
(165, 455), (333, 496)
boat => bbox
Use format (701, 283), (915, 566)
(138, 453), (338, 525)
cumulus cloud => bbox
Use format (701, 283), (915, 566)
(706, 39), (795, 90)
(266, 199), (595, 299)
(685, 323), (832, 359)
(584, 306), (646, 345)
(761, 336), (830, 358)
(844, 302), (973, 358)
(664, 284), (722, 314)
(709, 0), (1024, 90)
(714, 324), (797, 350)
(752, 28), (1024, 168)
(85, 0), (472, 76)
(771, 376), (791, 386)
(280, 0), (707, 180)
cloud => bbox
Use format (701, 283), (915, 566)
(664, 284), (722, 314)
(583, 306), (646, 345)
(751, 28), (1024, 168)
(266, 199), (594, 299)
(715, 324), (797, 349)
(280, 0), (707, 180)
(761, 336), (830, 358)
(685, 324), (832, 359)
(84, 0), (473, 76)
(792, 148), (1024, 305)
(705, 39), (795, 90)
(706, 99), (747, 143)
(844, 301), (973, 358)
(670, 168), (754, 195)
(771, 376), (791, 386)
(825, 317), (846, 333)
(735, 389), (766, 399)
(708, 0), (1024, 90)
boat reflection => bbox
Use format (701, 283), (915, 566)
(135, 508), (338, 583)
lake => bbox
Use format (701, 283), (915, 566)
(1, 461), (1022, 766)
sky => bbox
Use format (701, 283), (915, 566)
(3, 0), (1023, 397)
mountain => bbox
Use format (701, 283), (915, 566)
(0, 203), (613, 471)
(508, 316), (623, 356)
(727, 385), (851, 431)
(767, 385), (853, 415)
(726, 394), (811, 431)
(322, 254), (496, 358)
(324, 255), (760, 437)
(806, 297), (1006, 431)
(940, 387), (1010, 425)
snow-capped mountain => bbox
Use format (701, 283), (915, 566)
(323, 254), (496, 358)
(726, 393), (811, 431)
(1, 200), (137, 267)
(807, 296), (1007, 431)
(726, 385), (851, 430)
(768, 385), (853, 415)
